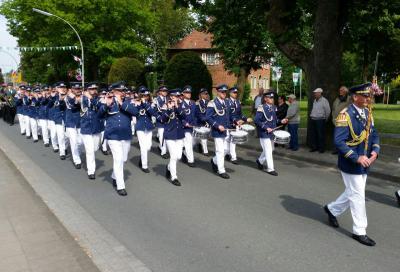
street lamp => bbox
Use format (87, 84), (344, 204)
(32, 8), (85, 88)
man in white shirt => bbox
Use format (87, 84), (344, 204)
(309, 88), (331, 153)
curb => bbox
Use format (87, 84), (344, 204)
(0, 129), (152, 272)
(238, 142), (400, 183)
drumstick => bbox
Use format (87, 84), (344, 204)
(272, 125), (284, 131)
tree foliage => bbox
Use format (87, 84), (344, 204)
(108, 57), (144, 86)
(164, 51), (212, 99)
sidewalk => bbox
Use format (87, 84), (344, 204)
(0, 149), (100, 272)
(239, 134), (400, 183)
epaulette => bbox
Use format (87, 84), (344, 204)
(335, 112), (348, 127)
(339, 107), (348, 114)
(195, 101), (200, 106)
(257, 105), (263, 112)
(207, 101), (214, 107)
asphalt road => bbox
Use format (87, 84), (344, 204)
(1, 122), (400, 272)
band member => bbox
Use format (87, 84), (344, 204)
(157, 88), (185, 186)
(65, 83), (84, 169)
(99, 88), (109, 155)
(206, 84), (231, 179)
(226, 87), (252, 164)
(254, 91), (282, 176)
(98, 82), (136, 196)
(28, 87), (40, 142)
(195, 88), (210, 156)
(181, 85), (196, 167)
(154, 85), (169, 159)
(132, 86), (156, 173)
(47, 85), (59, 153)
(22, 86), (32, 139)
(14, 85), (26, 135)
(324, 83), (380, 246)
(37, 85), (50, 147)
(80, 82), (103, 180)
(48, 82), (68, 160)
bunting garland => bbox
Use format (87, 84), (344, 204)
(0, 46), (79, 52)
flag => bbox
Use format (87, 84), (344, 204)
(72, 55), (82, 65)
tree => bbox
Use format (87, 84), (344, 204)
(108, 57), (144, 86)
(0, 69), (4, 84)
(164, 51), (212, 99)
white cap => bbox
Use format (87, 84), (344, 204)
(313, 88), (323, 93)
(287, 94), (296, 99)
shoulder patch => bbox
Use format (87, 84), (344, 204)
(335, 112), (348, 127)
(207, 101), (215, 108)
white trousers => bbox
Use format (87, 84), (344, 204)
(29, 117), (38, 141)
(258, 138), (275, 172)
(225, 131), (237, 161)
(136, 130), (152, 169)
(55, 123), (66, 156)
(24, 115), (31, 137)
(101, 131), (108, 152)
(81, 134), (101, 175)
(131, 117), (136, 135)
(108, 140), (131, 190)
(66, 127), (83, 165)
(183, 132), (194, 163)
(38, 119), (49, 144)
(17, 114), (25, 134)
(166, 139), (184, 180)
(213, 137), (226, 174)
(328, 172), (368, 235)
(48, 120), (59, 150)
(157, 128), (167, 155)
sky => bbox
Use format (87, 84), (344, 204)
(0, 14), (20, 73)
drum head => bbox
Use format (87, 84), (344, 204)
(273, 130), (290, 138)
(241, 124), (255, 131)
(230, 130), (248, 137)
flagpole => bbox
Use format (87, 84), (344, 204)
(33, 8), (85, 88)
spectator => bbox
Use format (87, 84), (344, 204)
(252, 88), (264, 115)
(331, 86), (351, 154)
(276, 95), (289, 128)
(283, 94), (300, 151)
(309, 88), (331, 153)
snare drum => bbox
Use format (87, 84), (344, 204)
(228, 130), (248, 144)
(273, 130), (291, 145)
(193, 126), (211, 139)
(241, 124), (256, 135)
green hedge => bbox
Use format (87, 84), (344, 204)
(108, 57), (144, 86)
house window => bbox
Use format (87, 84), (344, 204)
(263, 77), (268, 89)
(201, 53), (219, 65)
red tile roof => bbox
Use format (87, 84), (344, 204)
(170, 30), (213, 50)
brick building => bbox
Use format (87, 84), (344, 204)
(168, 30), (270, 98)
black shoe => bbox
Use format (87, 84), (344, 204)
(141, 168), (150, 173)
(219, 172), (230, 179)
(309, 149), (317, 152)
(60, 155), (66, 160)
(88, 174), (95, 180)
(54, 149), (59, 153)
(266, 170), (278, 176)
(395, 191), (400, 207)
(101, 149), (109, 155)
(256, 159), (263, 170)
(211, 159), (218, 173)
(112, 179), (117, 188)
(324, 205), (339, 228)
(21, 132), (25, 135)
(165, 165), (171, 179)
(187, 162), (195, 168)
(26, 136), (31, 139)
(352, 234), (376, 246)
(181, 153), (188, 163)
(117, 189), (128, 196)
(33, 139), (38, 143)
(75, 163), (81, 169)
(225, 154), (231, 161)
(170, 179), (181, 186)
(44, 143), (50, 147)
(161, 153), (169, 159)
(230, 160), (239, 165)
(202, 152), (210, 157)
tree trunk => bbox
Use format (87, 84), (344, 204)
(305, 0), (343, 149)
(237, 66), (250, 101)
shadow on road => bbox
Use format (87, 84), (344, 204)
(366, 190), (398, 208)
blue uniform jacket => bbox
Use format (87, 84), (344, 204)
(154, 96), (167, 128)
(205, 98), (231, 138)
(65, 96), (81, 128)
(334, 104), (380, 175)
(181, 99), (197, 133)
(227, 98), (247, 127)
(131, 101), (156, 132)
(195, 99), (209, 127)
(98, 98), (135, 141)
(47, 95), (66, 125)
(38, 97), (49, 120)
(156, 105), (185, 140)
(27, 97), (39, 118)
(254, 104), (277, 139)
(80, 96), (103, 135)
(14, 96), (24, 114)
